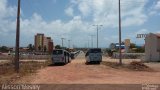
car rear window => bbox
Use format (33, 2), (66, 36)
(89, 49), (101, 53)
(53, 50), (63, 55)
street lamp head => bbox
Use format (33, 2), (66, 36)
(92, 24), (103, 26)
(61, 38), (65, 39)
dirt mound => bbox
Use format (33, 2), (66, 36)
(102, 61), (153, 71)
(128, 61), (150, 71)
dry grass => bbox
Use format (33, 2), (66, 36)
(102, 61), (153, 72)
(0, 60), (51, 84)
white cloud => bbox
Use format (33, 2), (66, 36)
(0, 0), (151, 47)
(78, 1), (91, 17)
(65, 7), (74, 17)
(19, 14), (94, 46)
(68, 0), (148, 28)
(135, 29), (150, 34)
(53, 0), (57, 3)
(0, 0), (16, 33)
(122, 14), (147, 27)
(149, 0), (160, 16)
(154, 0), (160, 10)
(149, 11), (157, 16)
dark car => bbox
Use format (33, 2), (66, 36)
(70, 52), (75, 59)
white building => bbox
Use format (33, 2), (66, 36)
(145, 33), (160, 62)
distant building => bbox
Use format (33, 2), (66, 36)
(48, 41), (54, 53)
(145, 33), (160, 62)
(34, 33), (54, 52)
(35, 33), (44, 51)
(43, 37), (54, 53)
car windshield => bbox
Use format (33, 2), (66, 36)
(53, 50), (63, 55)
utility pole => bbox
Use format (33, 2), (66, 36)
(61, 38), (65, 48)
(87, 39), (90, 49)
(119, 0), (122, 65)
(88, 40), (89, 49)
(93, 25), (103, 48)
(15, 0), (21, 73)
(68, 40), (71, 48)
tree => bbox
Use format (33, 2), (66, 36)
(0, 46), (9, 52)
(135, 47), (145, 53)
(38, 45), (41, 51)
(55, 45), (61, 49)
(44, 45), (47, 52)
(27, 44), (34, 51)
(109, 43), (116, 50)
(106, 48), (113, 57)
(130, 43), (136, 49)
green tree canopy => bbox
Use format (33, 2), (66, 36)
(0, 46), (9, 52)
(55, 45), (61, 49)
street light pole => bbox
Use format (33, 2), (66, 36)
(97, 27), (98, 48)
(119, 0), (122, 65)
(15, 0), (21, 73)
(68, 40), (71, 48)
(93, 25), (103, 48)
(88, 40), (89, 48)
(61, 38), (65, 48)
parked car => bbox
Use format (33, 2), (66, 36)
(70, 52), (75, 59)
(52, 49), (71, 64)
(85, 48), (102, 64)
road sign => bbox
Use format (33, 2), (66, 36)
(136, 34), (148, 38)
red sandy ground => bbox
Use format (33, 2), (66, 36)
(16, 53), (160, 84)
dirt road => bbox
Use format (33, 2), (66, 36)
(16, 52), (160, 85)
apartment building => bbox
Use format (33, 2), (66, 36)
(35, 33), (54, 52)
(35, 33), (44, 51)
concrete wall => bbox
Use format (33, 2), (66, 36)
(0, 55), (51, 60)
(145, 33), (160, 62)
(112, 53), (144, 59)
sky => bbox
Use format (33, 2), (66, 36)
(0, 0), (160, 48)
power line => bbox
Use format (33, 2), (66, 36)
(120, 0), (148, 6)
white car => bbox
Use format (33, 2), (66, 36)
(52, 49), (70, 64)
(85, 48), (102, 64)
